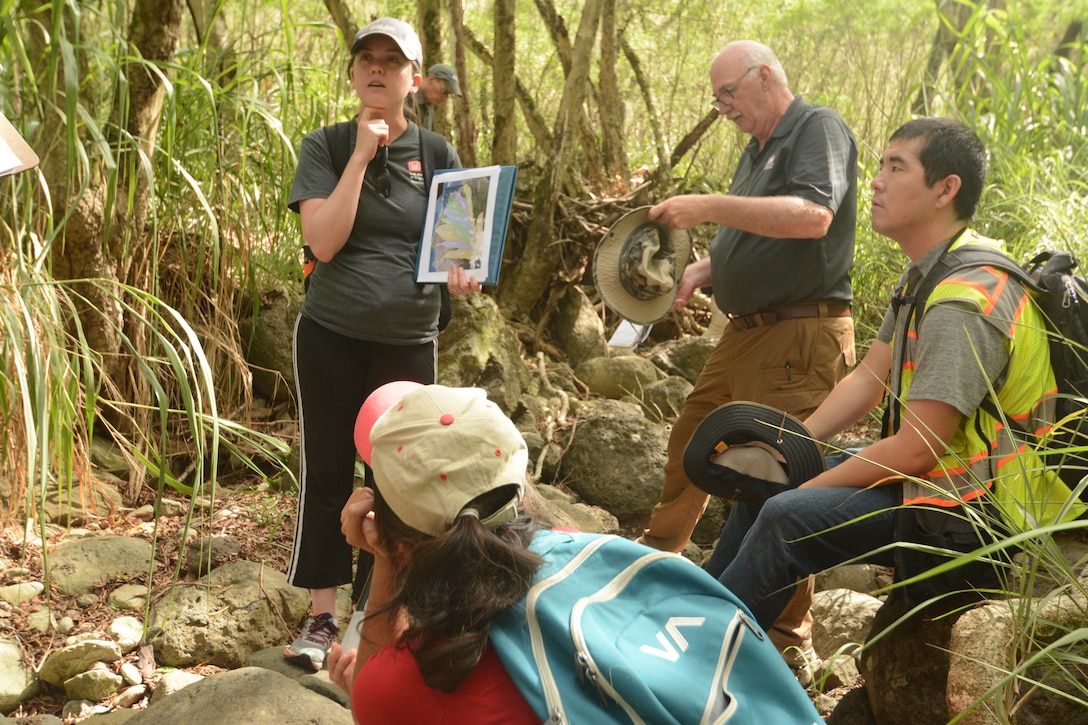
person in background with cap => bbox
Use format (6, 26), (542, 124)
(707, 118), (1084, 637)
(638, 40), (858, 665)
(416, 63), (462, 133)
(283, 17), (481, 671)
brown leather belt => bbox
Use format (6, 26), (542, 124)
(728, 302), (851, 331)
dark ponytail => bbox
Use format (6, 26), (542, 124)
(372, 487), (543, 692)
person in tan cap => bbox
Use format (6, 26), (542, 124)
(416, 63), (462, 132)
(326, 383), (543, 722)
(324, 383), (824, 724)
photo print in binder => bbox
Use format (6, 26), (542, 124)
(416, 165), (517, 286)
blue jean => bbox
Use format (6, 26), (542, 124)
(705, 483), (901, 631)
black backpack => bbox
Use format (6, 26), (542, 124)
(906, 243), (1088, 499)
(301, 122), (453, 331)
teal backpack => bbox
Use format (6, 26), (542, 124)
(490, 530), (825, 725)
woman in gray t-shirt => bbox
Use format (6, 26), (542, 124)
(282, 17), (476, 672)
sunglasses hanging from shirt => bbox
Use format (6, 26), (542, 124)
(365, 145), (391, 197)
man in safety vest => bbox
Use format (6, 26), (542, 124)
(704, 117), (1086, 626)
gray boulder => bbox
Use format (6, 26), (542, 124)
(148, 561), (308, 668)
(560, 399), (668, 517)
(38, 640), (122, 688)
(47, 536), (152, 597)
(124, 667), (353, 725)
(438, 293), (529, 412)
(638, 375), (693, 423)
(241, 291), (300, 403)
(0, 638), (39, 713)
(550, 285), (607, 367)
(41, 472), (124, 526)
(811, 588), (882, 661)
(648, 336), (718, 384)
(574, 354), (661, 400)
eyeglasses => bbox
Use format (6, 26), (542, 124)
(365, 146), (391, 197)
(711, 66), (759, 113)
(356, 51), (410, 71)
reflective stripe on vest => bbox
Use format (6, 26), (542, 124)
(893, 231), (1072, 529)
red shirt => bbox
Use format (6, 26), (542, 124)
(353, 641), (539, 724)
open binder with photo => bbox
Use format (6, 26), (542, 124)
(0, 112), (40, 178)
(415, 165), (517, 286)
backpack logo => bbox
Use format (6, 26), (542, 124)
(639, 616), (706, 661)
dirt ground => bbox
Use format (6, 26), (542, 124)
(1, 485), (297, 719)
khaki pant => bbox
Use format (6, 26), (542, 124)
(640, 314), (855, 552)
(640, 314), (852, 655)
(768, 575), (815, 656)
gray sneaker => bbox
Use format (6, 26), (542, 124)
(284, 613), (339, 671)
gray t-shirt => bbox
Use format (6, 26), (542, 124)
(877, 246), (1012, 417)
(289, 122), (459, 344)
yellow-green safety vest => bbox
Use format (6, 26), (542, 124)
(891, 230), (1086, 530)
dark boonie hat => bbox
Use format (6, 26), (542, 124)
(683, 401), (825, 506)
(594, 206), (691, 325)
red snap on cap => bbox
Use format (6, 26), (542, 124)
(440, 413), (455, 425)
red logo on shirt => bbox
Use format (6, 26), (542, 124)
(408, 160), (422, 173)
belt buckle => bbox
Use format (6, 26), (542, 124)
(729, 313), (758, 330)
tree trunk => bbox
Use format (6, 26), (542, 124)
(449, 0), (478, 166)
(620, 32), (670, 190)
(323, 0), (356, 50)
(532, 0), (604, 188)
(912, 0), (976, 115)
(671, 111), (719, 169)
(496, 0), (601, 320)
(533, 0), (572, 73)
(417, 0), (450, 138)
(1056, 20), (1085, 60)
(24, 0), (183, 463)
(185, 0), (236, 86)
(598, 0), (626, 182)
(463, 27), (552, 155)
(492, 0), (517, 165)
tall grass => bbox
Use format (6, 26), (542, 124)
(0, 1), (321, 577)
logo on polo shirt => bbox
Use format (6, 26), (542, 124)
(408, 159), (424, 185)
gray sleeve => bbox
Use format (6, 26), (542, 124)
(786, 111), (855, 214)
(876, 303), (896, 344)
(907, 301), (1011, 416)
(288, 129), (339, 214)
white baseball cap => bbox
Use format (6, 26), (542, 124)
(350, 18), (423, 65)
(365, 385), (528, 536)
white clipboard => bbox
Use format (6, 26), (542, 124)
(0, 111), (39, 178)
